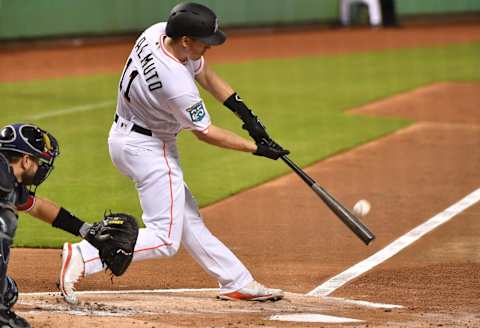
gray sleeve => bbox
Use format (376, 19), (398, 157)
(0, 154), (15, 206)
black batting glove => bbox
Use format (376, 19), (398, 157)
(254, 139), (289, 160)
(242, 117), (270, 144)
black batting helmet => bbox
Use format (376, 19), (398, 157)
(165, 2), (226, 45)
(0, 123), (59, 186)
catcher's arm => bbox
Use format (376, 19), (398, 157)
(84, 212), (139, 276)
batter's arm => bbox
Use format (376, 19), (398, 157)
(195, 63), (233, 102)
(193, 124), (256, 153)
(196, 63), (270, 145)
(193, 125), (288, 160)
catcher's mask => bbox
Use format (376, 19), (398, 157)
(0, 123), (60, 186)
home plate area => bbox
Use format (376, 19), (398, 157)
(17, 289), (403, 326)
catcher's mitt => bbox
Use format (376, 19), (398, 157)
(85, 212), (139, 276)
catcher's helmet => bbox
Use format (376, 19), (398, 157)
(165, 2), (226, 45)
(0, 123), (59, 186)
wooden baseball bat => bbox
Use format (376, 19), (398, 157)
(280, 155), (375, 245)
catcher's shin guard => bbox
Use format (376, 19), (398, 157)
(2, 276), (18, 309)
(0, 207), (18, 309)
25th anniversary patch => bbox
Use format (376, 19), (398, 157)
(187, 101), (206, 122)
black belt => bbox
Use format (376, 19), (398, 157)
(114, 114), (152, 136)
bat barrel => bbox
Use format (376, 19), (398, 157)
(312, 184), (375, 245)
(280, 155), (375, 245)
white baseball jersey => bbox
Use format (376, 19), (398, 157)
(76, 22), (253, 293)
(116, 22), (211, 139)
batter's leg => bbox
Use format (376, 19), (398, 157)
(366, 0), (382, 26)
(79, 134), (186, 274)
(340, 0), (354, 25)
(180, 185), (253, 293)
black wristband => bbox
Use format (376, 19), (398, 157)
(223, 93), (254, 122)
(52, 207), (85, 236)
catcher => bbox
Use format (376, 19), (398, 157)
(0, 123), (138, 327)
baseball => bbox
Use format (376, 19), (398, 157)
(353, 199), (371, 217)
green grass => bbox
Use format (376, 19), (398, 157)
(2, 42), (479, 247)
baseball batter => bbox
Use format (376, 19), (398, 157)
(60, 2), (289, 304)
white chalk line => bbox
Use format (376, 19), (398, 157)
(28, 100), (115, 120)
(308, 188), (480, 297)
(269, 296), (402, 323)
(270, 313), (363, 323)
(323, 296), (403, 309)
(20, 300), (156, 317)
(21, 287), (218, 297)
(20, 288), (218, 318)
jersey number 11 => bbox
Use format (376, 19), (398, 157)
(119, 57), (139, 102)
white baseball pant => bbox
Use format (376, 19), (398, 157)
(340, 0), (382, 26)
(77, 121), (253, 292)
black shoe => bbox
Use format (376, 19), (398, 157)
(0, 309), (31, 328)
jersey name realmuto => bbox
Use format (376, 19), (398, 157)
(116, 22), (211, 137)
